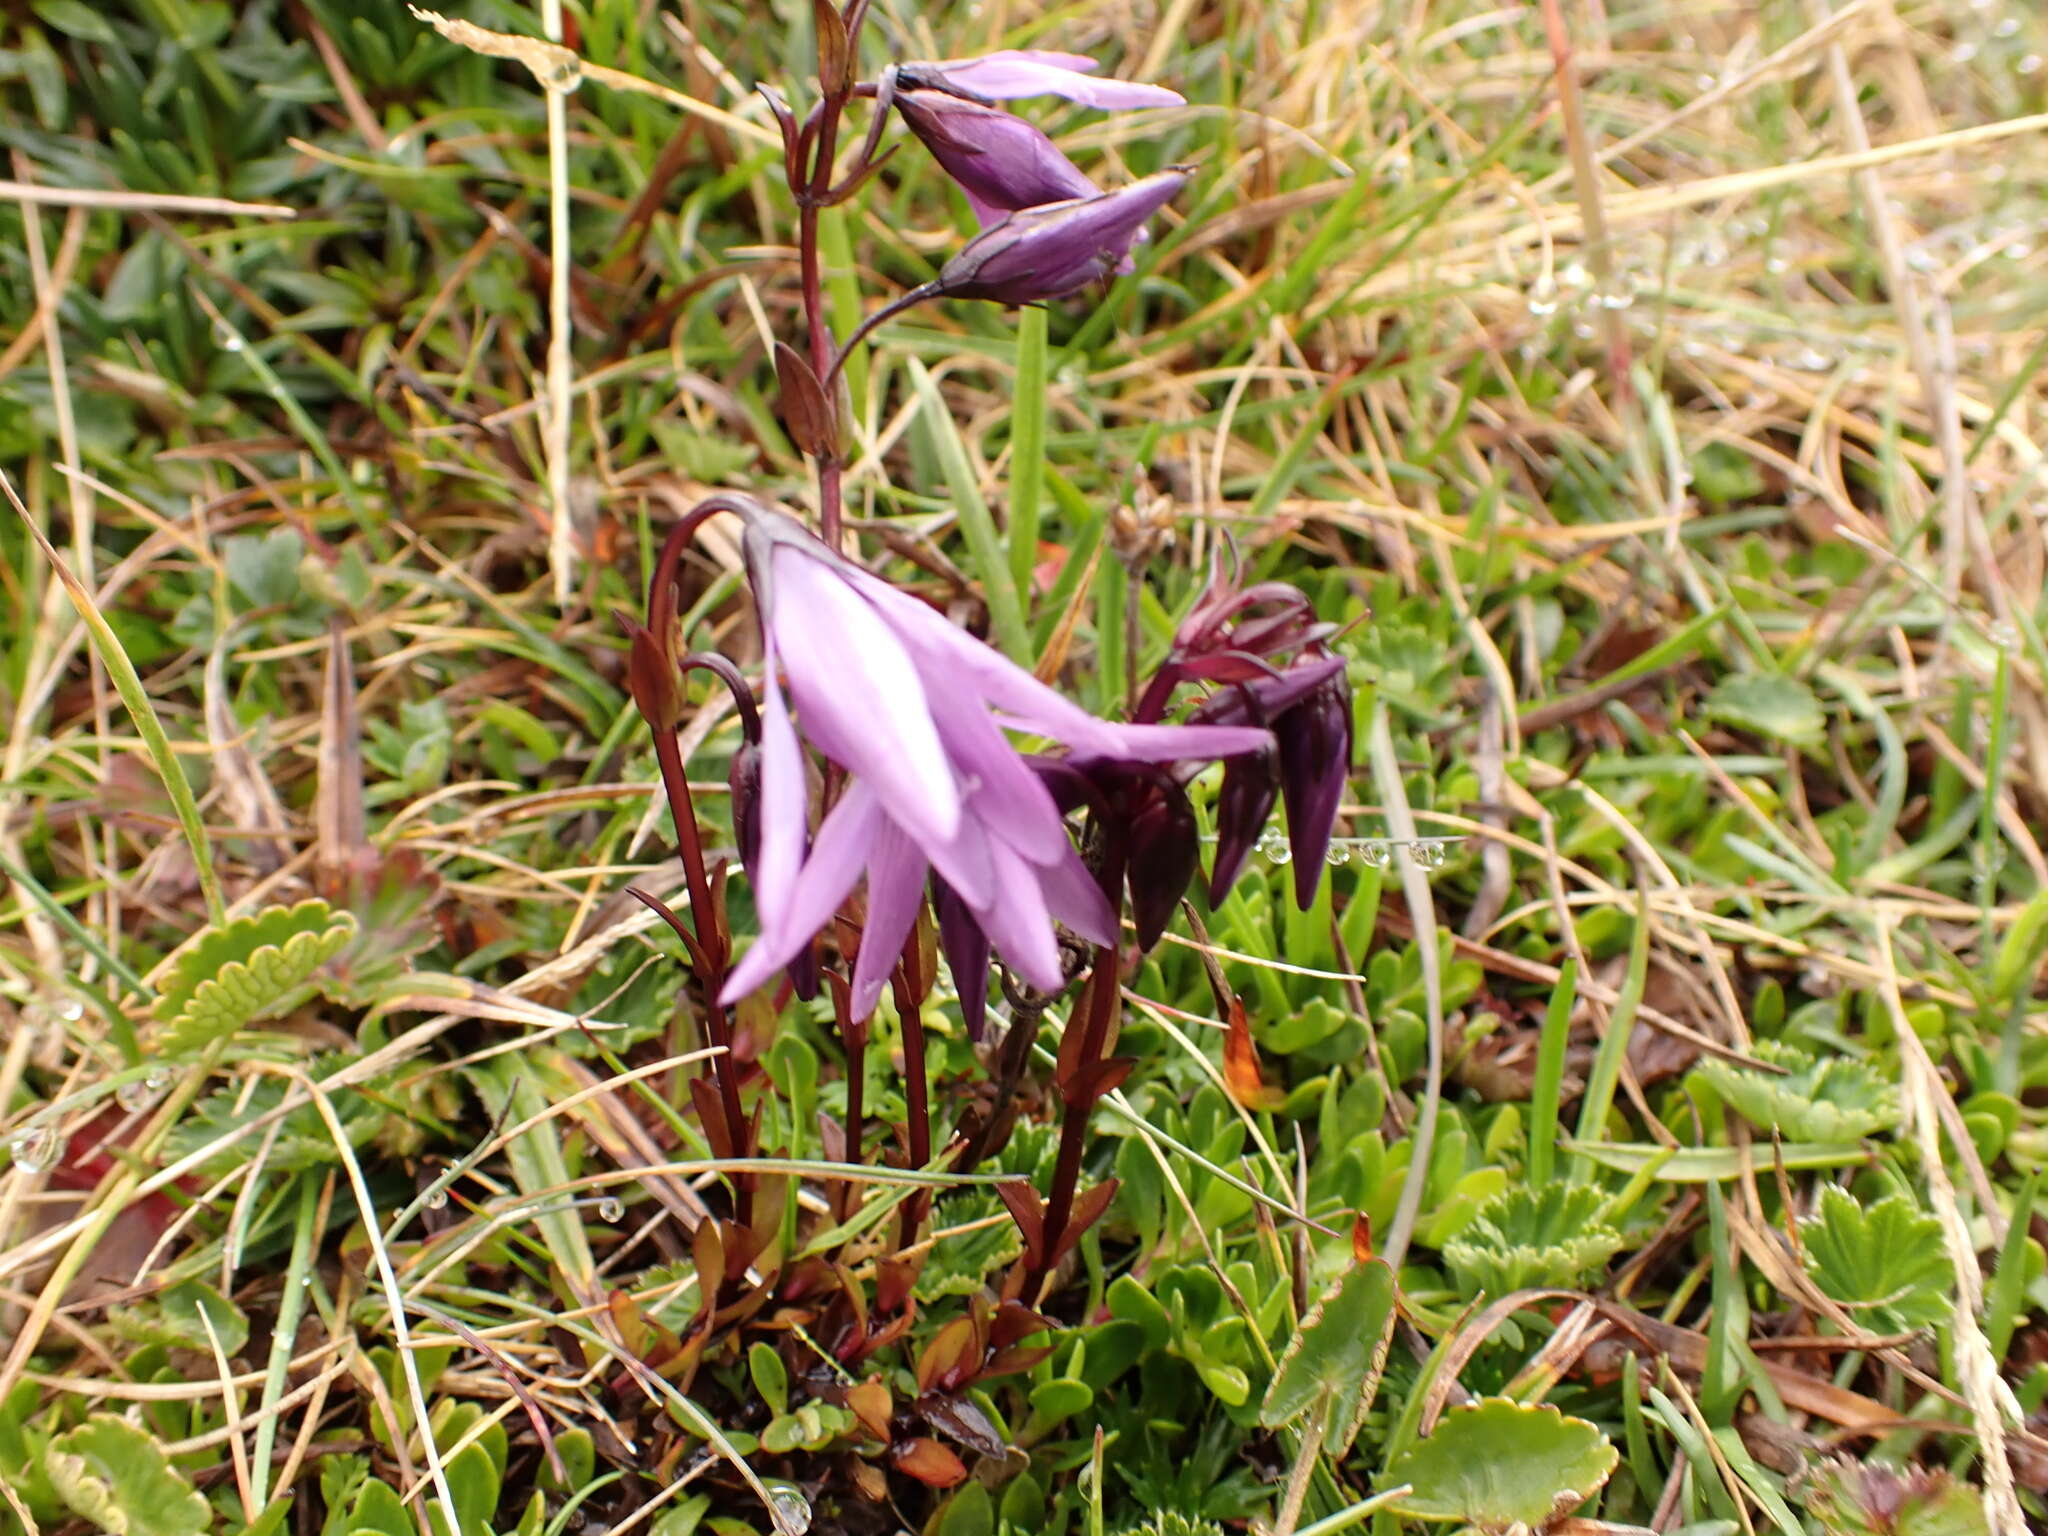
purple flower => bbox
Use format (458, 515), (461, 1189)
(910, 50), (1185, 111)
(721, 508), (1268, 1020)
(893, 89), (1100, 229)
(934, 170), (1192, 305)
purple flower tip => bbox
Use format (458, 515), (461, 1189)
(924, 49), (1186, 111)
(935, 168), (1194, 306)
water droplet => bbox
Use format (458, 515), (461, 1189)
(145, 1067), (171, 1091)
(301, 1273), (315, 1286)
(56, 998), (83, 1023)
(2020, 52), (2044, 74)
(1993, 15), (2020, 38)
(1905, 246), (1939, 273)
(1324, 841), (1351, 867)
(598, 1196), (624, 1221)
(1988, 619), (2020, 651)
(1559, 260), (1590, 290)
(545, 57), (584, 93)
(1952, 40), (1980, 62)
(1360, 842), (1392, 869)
(1765, 255), (1789, 275)
(1407, 839), (1448, 870)
(213, 320), (245, 352)
(1792, 345), (1836, 371)
(1526, 276), (1561, 317)
(8, 1124), (62, 1174)
(1595, 271), (1639, 310)
(425, 1188), (450, 1211)
(767, 1488), (812, 1536)
(1256, 827), (1292, 866)
(116, 1078), (156, 1111)
(1572, 319), (1596, 341)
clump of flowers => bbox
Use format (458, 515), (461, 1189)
(615, 4), (1355, 1509)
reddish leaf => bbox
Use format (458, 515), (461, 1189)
(1076, 1055), (1136, 1104)
(1223, 998), (1287, 1111)
(850, 1460), (888, 1501)
(918, 1393), (1008, 1458)
(1352, 1211), (1374, 1264)
(774, 340), (838, 460)
(890, 1437), (967, 1489)
(1050, 1179), (1120, 1268)
(995, 1180), (1046, 1266)
(688, 1077), (735, 1161)
(607, 1289), (648, 1357)
(916, 1315), (978, 1396)
(847, 1379), (892, 1442)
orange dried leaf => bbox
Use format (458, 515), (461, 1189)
(1224, 999), (1286, 1112)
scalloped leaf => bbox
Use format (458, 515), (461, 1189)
(154, 899), (356, 1054)
(1801, 1186), (1954, 1332)
(1443, 1183), (1625, 1299)
(1800, 1455), (1988, 1536)
(1694, 1039), (1897, 1140)
(1384, 1398), (1618, 1532)
(45, 1414), (208, 1536)
(1260, 1257), (1396, 1454)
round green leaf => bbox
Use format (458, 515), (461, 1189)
(1384, 1398), (1618, 1532)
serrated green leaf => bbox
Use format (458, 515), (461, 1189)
(156, 901), (357, 1054)
(1693, 1040), (1897, 1141)
(1259, 1258), (1396, 1454)
(1800, 1455), (1989, 1536)
(1384, 1398), (1618, 1531)
(108, 1279), (249, 1356)
(1705, 672), (1826, 746)
(45, 1415), (209, 1536)
(1443, 1183), (1625, 1299)
(1801, 1186), (1954, 1332)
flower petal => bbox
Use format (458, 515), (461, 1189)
(849, 816), (930, 1019)
(769, 545), (962, 844)
(750, 659), (806, 920)
(936, 50), (1185, 110)
(971, 840), (1065, 993)
(721, 781), (881, 1002)
(1034, 846), (1117, 949)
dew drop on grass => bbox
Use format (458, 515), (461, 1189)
(598, 1196), (625, 1222)
(1324, 841), (1351, 866)
(425, 1188), (450, 1211)
(8, 1124), (62, 1174)
(1257, 828), (1292, 866)
(116, 1078), (156, 1111)
(1988, 620), (2020, 651)
(1526, 276), (1561, 317)
(145, 1067), (172, 1091)
(1408, 839), (1448, 870)
(56, 997), (84, 1022)
(768, 1488), (812, 1536)
(1360, 842), (1392, 869)
(1993, 15), (2020, 38)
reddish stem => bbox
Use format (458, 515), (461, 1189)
(893, 972), (933, 1250)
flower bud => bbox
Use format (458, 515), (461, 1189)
(1274, 668), (1353, 908)
(894, 88), (1098, 226)
(728, 738), (763, 876)
(933, 169), (1192, 305)
(1125, 779), (1199, 951)
(1207, 738), (1280, 905)
(933, 877), (992, 1040)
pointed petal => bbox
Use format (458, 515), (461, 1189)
(936, 50), (1185, 109)
(1034, 845), (1117, 949)
(849, 817), (929, 1019)
(750, 661), (805, 917)
(769, 546), (962, 844)
(933, 878), (992, 1040)
(972, 840), (1065, 993)
(933, 699), (1075, 868)
(721, 782), (881, 1002)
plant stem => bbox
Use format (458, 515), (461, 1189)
(895, 975), (933, 1250)
(953, 990), (1049, 1177)
(798, 93), (847, 550)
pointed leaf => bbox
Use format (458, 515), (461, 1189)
(1260, 1258), (1396, 1456)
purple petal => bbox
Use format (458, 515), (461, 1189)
(936, 173), (1190, 303)
(749, 661), (806, 921)
(1034, 845), (1117, 948)
(768, 546), (962, 845)
(721, 782), (881, 1002)
(895, 90), (1099, 218)
(849, 816), (929, 1019)
(971, 840), (1065, 993)
(937, 50), (1185, 110)
(931, 698), (1075, 869)
(933, 878), (992, 1040)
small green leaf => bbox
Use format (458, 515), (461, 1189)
(45, 1415), (209, 1536)
(1799, 1455), (1989, 1536)
(1693, 1040), (1896, 1141)
(157, 905), (357, 1054)
(1384, 1398), (1618, 1532)
(749, 1341), (788, 1419)
(108, 1279), (249, 1356)
(1705, 672), (1826, 746)
(1259, 1258), (1396, 1454)
(1801, 1186), (1954, 1332)
(1443, 1184), (1625, 1299)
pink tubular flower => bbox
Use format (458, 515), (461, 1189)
(720, 509), (1270, 1020)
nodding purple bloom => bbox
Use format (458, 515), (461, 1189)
(934, 170), (1193, 305)
(908, 50), (1185, 111)
(720, 507), (1268, 1021)
(894, 89), (1101, 229)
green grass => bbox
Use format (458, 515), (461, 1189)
(3, 2), (2048, 1535)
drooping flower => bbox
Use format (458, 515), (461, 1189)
(1145, 555), (1356, 908)
(721, 506), (1268, 1020)
(905, 50), (1185, 111)
(933, 170), (1193, 306)
(893, 89), (1101, 228)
